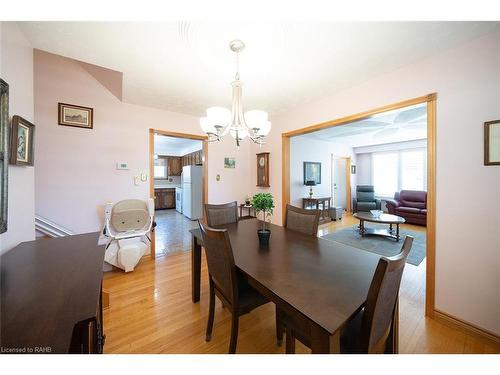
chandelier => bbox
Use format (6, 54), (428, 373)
(200, 40), (271, 148)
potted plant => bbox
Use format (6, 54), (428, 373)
(251, 193), (274, 246)
(245, 194), (252, 206)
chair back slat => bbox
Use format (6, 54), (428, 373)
(198, 222), (238, 304)
(205, 201), (238, 227)
(284, 204), (320, 236)
(361, 236), (413, 353)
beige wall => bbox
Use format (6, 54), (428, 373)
(0, 22), (35, 253)
(250, 30), (500, 335)
(33, 50), (251, 234)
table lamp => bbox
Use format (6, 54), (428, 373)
(305, 180), (316, 198)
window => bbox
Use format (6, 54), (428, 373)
(401, 150), (425, 190)
(373, 152), (398, 197)
(154, 157), (167, 179)
(372, 148), (426, 197)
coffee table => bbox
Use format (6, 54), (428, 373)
(353, 212), (405, 242)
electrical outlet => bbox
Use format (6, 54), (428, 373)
(134, 176), (140, 186)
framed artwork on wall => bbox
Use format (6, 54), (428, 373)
(224, 157), (235, 168)
(0, 79), (9, 234)
(58, 102), (93, 129)
(484, 119), (500, 165)
(9, 115), (35, 166)
(303, 161), (321, 184)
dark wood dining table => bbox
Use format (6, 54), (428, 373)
(1, 232), (105, 353)
(190, 218), (398, 354)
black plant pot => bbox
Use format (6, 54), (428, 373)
(257, 229), (271, 246)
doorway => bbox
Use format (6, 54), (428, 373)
(282, 93), (436, 319)
(331, 156), (351, 212)
(149, 129), (208, 258)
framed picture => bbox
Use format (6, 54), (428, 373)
(9, 115), (35, 166)
(0, 79), (9, 234)
(303, 161), (321, 184)
(224, 157), (235, 169)
(484, 120), (500, 165)
(58, 102), (93, 129)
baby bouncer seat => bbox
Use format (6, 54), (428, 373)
(102, 198), (155, 272)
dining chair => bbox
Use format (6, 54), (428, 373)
(283, 235), (414, 354)
(275, 204), (321, 345)
(198, 221), (270, 354)
(204, 201), (238, 227)
(284, 204), (320, 236)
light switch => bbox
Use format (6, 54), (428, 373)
(141, 172), (148, 182)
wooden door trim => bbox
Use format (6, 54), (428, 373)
(149, 129), (209, 258)
(281, 93), (437, 318)
(283, 93), (436, 137)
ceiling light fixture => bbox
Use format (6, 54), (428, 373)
(199, 40), (271, 149)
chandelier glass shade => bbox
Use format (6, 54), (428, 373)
(199, 40), (271, 147)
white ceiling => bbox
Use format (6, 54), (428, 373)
(302, 103), (427, 147)
(154, 134), (202, 156)
(19, 21), (500, 117)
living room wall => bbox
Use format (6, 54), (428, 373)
(251, 30), (500, 335)
(33, 49), (251, 234)
(0, 22), (36, 253)
(290, 135), (355, 207)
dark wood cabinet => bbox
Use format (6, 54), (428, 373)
(181, 150), (203, 167)
(167, 157), (182, 176)
(165, 190), (175, 208)
(155, 188), (176, 210)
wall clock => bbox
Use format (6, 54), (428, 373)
(256, 152), (270, 187)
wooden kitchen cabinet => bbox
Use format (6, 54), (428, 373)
(181, 150), (203, 167)
(167, 157), (182, 176)
(155, 188), (176, 210)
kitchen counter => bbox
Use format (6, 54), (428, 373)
(154, 184), (181, 189)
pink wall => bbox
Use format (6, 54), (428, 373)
(251, 30), (500, 335)
(0, 22), (35, 253)
(34, 50), (250, 234)
(31, 29), (500, 336)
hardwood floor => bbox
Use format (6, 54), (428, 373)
(102, 213), (500, 354)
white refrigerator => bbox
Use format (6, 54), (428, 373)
(182, 165), (203, 220)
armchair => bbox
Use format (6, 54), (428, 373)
(352, 185), (381, 213)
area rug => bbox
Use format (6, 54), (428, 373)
(320, 223), (426, 266)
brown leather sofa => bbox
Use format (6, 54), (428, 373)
(385, 190), (427, 226)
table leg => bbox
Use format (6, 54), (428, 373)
(389, 223), (393, 233)
(396, 224), (400, 242)
(310, 324), (340, 354)
(191, 235), (202, 303)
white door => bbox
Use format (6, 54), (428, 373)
(333, 158), (347, 209)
